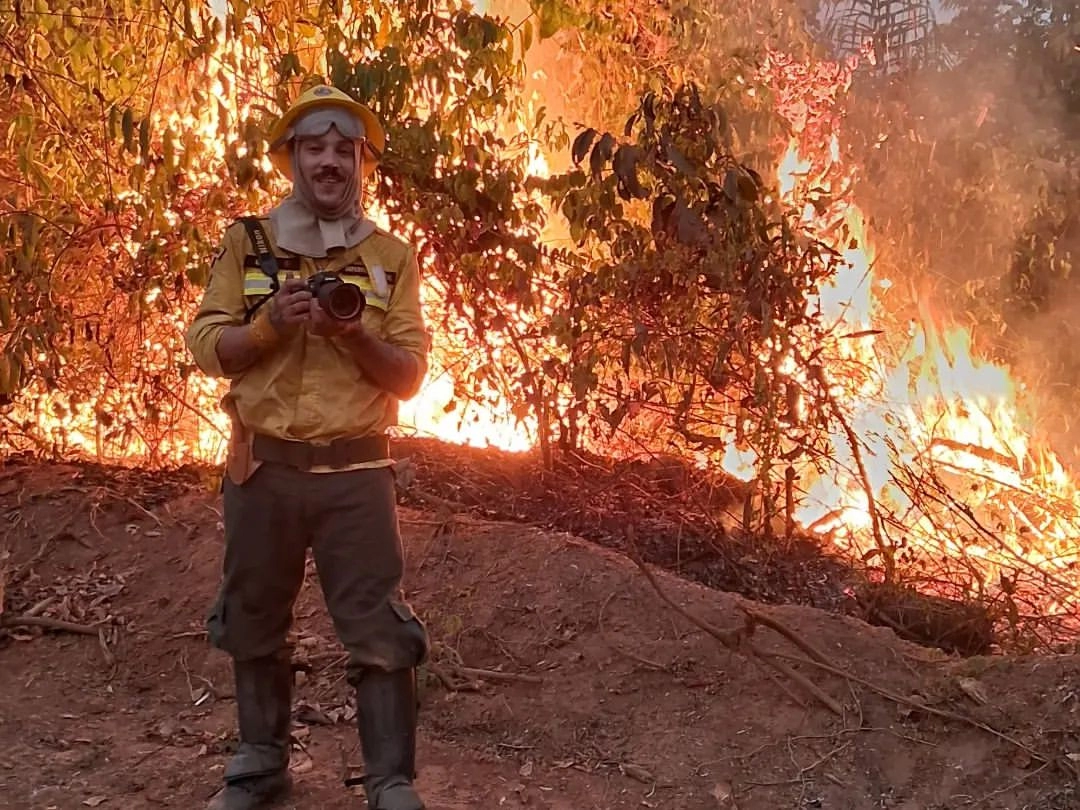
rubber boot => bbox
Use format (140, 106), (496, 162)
(355, 668), (425, 810)
(206, 653), (294, 810)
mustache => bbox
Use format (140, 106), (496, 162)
(313, 168), (346, 182)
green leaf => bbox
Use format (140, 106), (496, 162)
(139, 118), (150, 157)
(589, 132), (616, 181)
(612, 144), (647, 199)
(571, 127), (597, 165)
(520, 19), (533, 53)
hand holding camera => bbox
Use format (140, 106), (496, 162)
(267, 273), (366, 337)
(307, 272), (368, 338)
(269, 278), (313, 334)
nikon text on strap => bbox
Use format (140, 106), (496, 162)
(239, 216), (279, 323)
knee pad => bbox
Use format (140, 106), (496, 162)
(389, 600), (429, 667)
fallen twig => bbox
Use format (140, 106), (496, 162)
(631, 535), (1053, 764)
(427, 663), (479, 692)
(167, 630), (206, 640)
(768, 648), (1050, 764)
(2, 614), (104, 636)
(23, 594), (57, 618)
(967, 760), (1053, 807)
(413, 508), (457, 575)
(427, 661), (542, 691)
(98, 627), (116, 666)
(404, 488), (468, 514)
(751, 655), (810, 710)
(131, 743), (171, 769)
(310, 651), (349, 673)
(740, 606), (834, 668)
(10, 517), (80, 586)
(626, 531), (844, 716)
(427, 640), (542, 691)
(746, 739), (852, 788)
(456, 665), (542, 684)
(109, 489), (164, 528)
(598, 588), (669, 672)
(757, 649), (844, 717)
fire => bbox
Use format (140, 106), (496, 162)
(3, 9), (546, 464)
(752, 49), (1080, 630)
(396, 37), (554, 454)
(6, 5), (1080, 640)
(397, 273), (541, 453)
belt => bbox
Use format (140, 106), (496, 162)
(251, 433), (390, 470)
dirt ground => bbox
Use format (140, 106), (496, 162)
(2, 458), (1080, 810)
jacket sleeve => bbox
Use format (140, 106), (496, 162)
(185, 225), (247, 379)
(381, 244), (430, 399)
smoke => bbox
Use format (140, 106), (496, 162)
(819, 2), (1080, 460)
(484, 0), (1080, 461)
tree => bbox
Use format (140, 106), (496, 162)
(0, 0), (556, 460)
(1, 1), (247, 456)
(1, 0), (820, 469)
(0, 0), (899, 568)
(8, 0), (1080, 629)
(821, 0), (944, 74)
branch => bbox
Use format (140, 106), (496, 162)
(810, 361), (894, 580)
(625, 527), (844, 716)
(769, 648), (1050, 765)
(457, 666), (543, 685)
(628, 527), (1054, 765)
(740, 606), (835, 668)
(1, 614), (104, 636)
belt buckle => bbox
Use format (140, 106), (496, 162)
(326, 438), (351, 470)
(286, 440), (315, 471)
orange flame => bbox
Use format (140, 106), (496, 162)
(7, 13), (1080, 636)
(4, 17), (546, 463)
(752, 49), (1080, 629)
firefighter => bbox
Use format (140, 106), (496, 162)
(185, 83), (430, 810)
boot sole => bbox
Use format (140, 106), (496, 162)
(206, 776), (293, 810)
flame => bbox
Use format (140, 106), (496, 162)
(397, 272), (542, 453)
(745, 49), (1080, 630)
(8, 8), (1080, 637)
(4, 12), (545, 463)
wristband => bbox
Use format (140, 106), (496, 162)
(249, 309), (282, 350)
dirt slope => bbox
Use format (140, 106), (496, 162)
(0, 460), (1078, 810)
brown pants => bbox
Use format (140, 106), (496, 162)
(207, 462), (428, 679)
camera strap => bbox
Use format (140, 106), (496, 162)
(239, 216), (280, 323)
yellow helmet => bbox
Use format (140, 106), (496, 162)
(266, 84), (386, 179)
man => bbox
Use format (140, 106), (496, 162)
(186, 84), (430, 810)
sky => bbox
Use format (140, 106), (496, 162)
(932, 1), (958, 23)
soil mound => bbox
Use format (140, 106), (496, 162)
(0, 459), (1077, 809)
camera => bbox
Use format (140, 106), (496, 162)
(306, 271), (366, 320)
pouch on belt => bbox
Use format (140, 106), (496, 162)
(222, 397), (263, 486)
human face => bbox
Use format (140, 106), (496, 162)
(295, 127), (357, 212)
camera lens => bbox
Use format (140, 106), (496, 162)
(321, 282), (365, 320)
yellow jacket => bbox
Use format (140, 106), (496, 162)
(186, 217), (429, 445)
